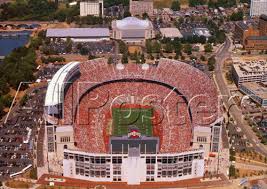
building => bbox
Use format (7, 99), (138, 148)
(43, 58), (223, 185)
(240, 82), (267, 107)
(46, 28), (110, 42)
(160, 28), (183, 39)
(80, 0), (104, 17)
(234, 21), (259, 45)
(111, 17), (154, 43)
(234, 15), (267, 50)
(232, 60), (267, 86)
(159, 8), (173, 24)
(250, 0), (267, 17)
(244, 36), (267, 50)
(193, 28), (211, 39)
(259, 14), (267, 35)
(129, 0), (154, 17)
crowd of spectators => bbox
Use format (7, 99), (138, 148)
(50, 58), (219, 154)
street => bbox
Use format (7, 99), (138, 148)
(214, 36), (267, 157)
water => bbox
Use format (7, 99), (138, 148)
(0, 31), (31, 58)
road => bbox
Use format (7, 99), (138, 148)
(214, 36), (267, 157)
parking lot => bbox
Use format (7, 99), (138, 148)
(0, 85), (46, 180)
(45, 40), (115, 56)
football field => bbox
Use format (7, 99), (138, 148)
(112, 107), (153, 136)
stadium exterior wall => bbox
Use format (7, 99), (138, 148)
(63, 149), (204, 184)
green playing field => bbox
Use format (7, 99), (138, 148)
(112, 107), (153, 136)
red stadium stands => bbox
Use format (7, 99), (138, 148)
(59, 58), (219, 154)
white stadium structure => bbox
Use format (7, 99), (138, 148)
(111, 17), (155, 43)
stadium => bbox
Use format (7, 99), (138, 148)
(44, 58), (223, 185)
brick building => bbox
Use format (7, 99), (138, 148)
(234, 15), (267, 50)
(129, 0), (154, 17)
(259, 14), (267, 35)
(234, 22), (259, 45)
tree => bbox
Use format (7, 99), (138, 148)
(122, 52), (128, 64)
(76, 43), (83, 50)
(204, 43), (213, 52)
(153, 41), (161, 53)
(229, 165), (236, 178)
(171, 1), (180, 11)
(142, 12), (149, 19)
(146, 40), (153, 54)
(108, 57), (113, 64)
(123, 11), (131, 18)
(118, 41), (127, 54)
(141, 53), (145, 64)
(208, 56), (216, 71)
(189, 0), (206, 7)
(165, 43), (173, 53)
(200, 55), (206, 61)
(230, 11), (244, 21)
(80, 47), (89, 55)
(183, 44), (192, 55)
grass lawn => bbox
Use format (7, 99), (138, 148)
(5, 180), (32, 188)
(112, 107), (153, 136)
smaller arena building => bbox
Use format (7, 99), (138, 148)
(111, 17), (154, 43)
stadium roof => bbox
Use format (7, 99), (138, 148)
(45, 61), (80, 107)
(160, 28), (183, 38)
(46, 28), (110, 38)
(115, 17), (151, 30)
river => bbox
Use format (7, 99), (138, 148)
(0, 31), (31, 59)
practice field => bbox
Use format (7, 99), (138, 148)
(112, 107), (153, 136)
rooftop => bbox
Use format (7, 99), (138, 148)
(160, 28), (183, 38)
(235, 20), (258, 31)
(46, 28), (110, 38)
(241, 82), (267, 99)
(233, 60), (267, 77)
(114, 17), (152, 30)
(193, 28), (211, 37)
(44, 61), (80, 107)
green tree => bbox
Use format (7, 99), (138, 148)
(171, 1), (180, 11)
(165, 42), (173, 53)
(118, 41), (127, 54)
(183, 43), (192, 55)
(208, 56), (216, 71)
(142, 12), (149, 19)
(146, 40), (153, 54)
(204, 43), (213, 52)
(189, 0), (206, 7)
(141, 53), (145, 64)
(122, 52), (128, 64)
(123, 11), (131, 18)
(80, 47), (89, 55)
(230, 11), (244, 21)
(200, 55), (206, 61)
(108, 57), (113, 64)
(152, 41), (161, 53)
(229, 165), (236, 178)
